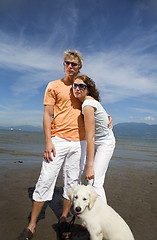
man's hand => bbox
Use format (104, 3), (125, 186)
(43, 105), (55, 163)
(44, 140), (56, 163)
(107, 114), (113, 129)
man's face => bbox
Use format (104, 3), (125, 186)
(64, 56), (80, 78)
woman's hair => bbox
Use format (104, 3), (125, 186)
(63, 50), (83, 69)
(75, 75), (100, 102)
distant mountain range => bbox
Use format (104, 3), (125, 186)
(113, 122), (157, 138)
(0, 122), (157, 138)
(0, 125), (43, 132)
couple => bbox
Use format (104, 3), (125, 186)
(17, 50), (115, 240)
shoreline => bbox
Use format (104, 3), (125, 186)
(0, 160), (157, 240)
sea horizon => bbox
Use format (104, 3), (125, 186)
(0, 129), (157, 169)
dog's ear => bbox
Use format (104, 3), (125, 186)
(87, 185), (98, 209)
(68, 186), (77, 203)
(68, 187), (74, 202)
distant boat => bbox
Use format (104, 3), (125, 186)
(8, 128), (22, 131)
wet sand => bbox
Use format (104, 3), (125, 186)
(0, 160), (157, 240)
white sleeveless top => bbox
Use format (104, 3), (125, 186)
(82, 99), (113, 140)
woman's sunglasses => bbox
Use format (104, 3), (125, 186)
(72, 83), (87, 90)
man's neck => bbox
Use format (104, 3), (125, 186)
(63, 75), (75, 85)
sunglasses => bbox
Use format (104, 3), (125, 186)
(72, 83), (87, 90)
(64, 61), (78, 67)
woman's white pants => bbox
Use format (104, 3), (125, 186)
(89, 133), (115, 203)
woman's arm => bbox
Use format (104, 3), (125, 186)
(43, 105), (56, 163)
(83, 105), (95, 181)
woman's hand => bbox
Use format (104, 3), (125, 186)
(86, 165), (95, 181)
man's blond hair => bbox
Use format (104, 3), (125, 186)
(63, 50), (83, 69)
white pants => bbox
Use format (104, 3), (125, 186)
(89, 132), (115, 203)
(33, 136), (86, 202)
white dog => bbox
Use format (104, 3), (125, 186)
(68, 185), (135, 240)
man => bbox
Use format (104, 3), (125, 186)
(17, 50), (112, 240)
(18, 50), (86, 240)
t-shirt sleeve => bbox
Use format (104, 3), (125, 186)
(43, 82), (56, 106)
(82, 100), (98, 114)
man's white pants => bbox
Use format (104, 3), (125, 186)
(33, 136), (86, 202)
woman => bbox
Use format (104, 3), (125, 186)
(72, 75), (115, 203)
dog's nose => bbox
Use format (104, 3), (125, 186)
(75, 206), (81, 212)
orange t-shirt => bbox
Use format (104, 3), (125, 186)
(43, 79), (86, 141)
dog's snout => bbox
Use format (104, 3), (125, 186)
(75, 206), (81, 212)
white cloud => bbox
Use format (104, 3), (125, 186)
(82, 28), (157, 104)
(0, 31), (62, 72)
(143, 116), (156, 121)
(1, 24), (157, 105)
(129, 107), (157, 115)
(0, 31), (65, 98)
(127, 107), (157, 124)
(0, 108), (43, 127)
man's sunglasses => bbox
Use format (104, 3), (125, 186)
(64, 61), (78, 67)
(72, 83), (87, 90)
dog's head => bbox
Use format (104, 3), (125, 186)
(68, 185), (98, 216)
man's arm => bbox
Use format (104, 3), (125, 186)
(107, 114), (113, 129)
(43, 105), (56, 163)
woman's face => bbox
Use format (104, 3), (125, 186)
(72, 78), (88, 102)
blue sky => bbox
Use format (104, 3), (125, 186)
(0, 0), (157, 128)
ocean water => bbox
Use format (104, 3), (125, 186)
(0, 130), (157, 168)
(113, 136), (157, 164)
(0, 130), (45, 167)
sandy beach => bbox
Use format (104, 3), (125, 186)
(0, 159), (157, 240)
